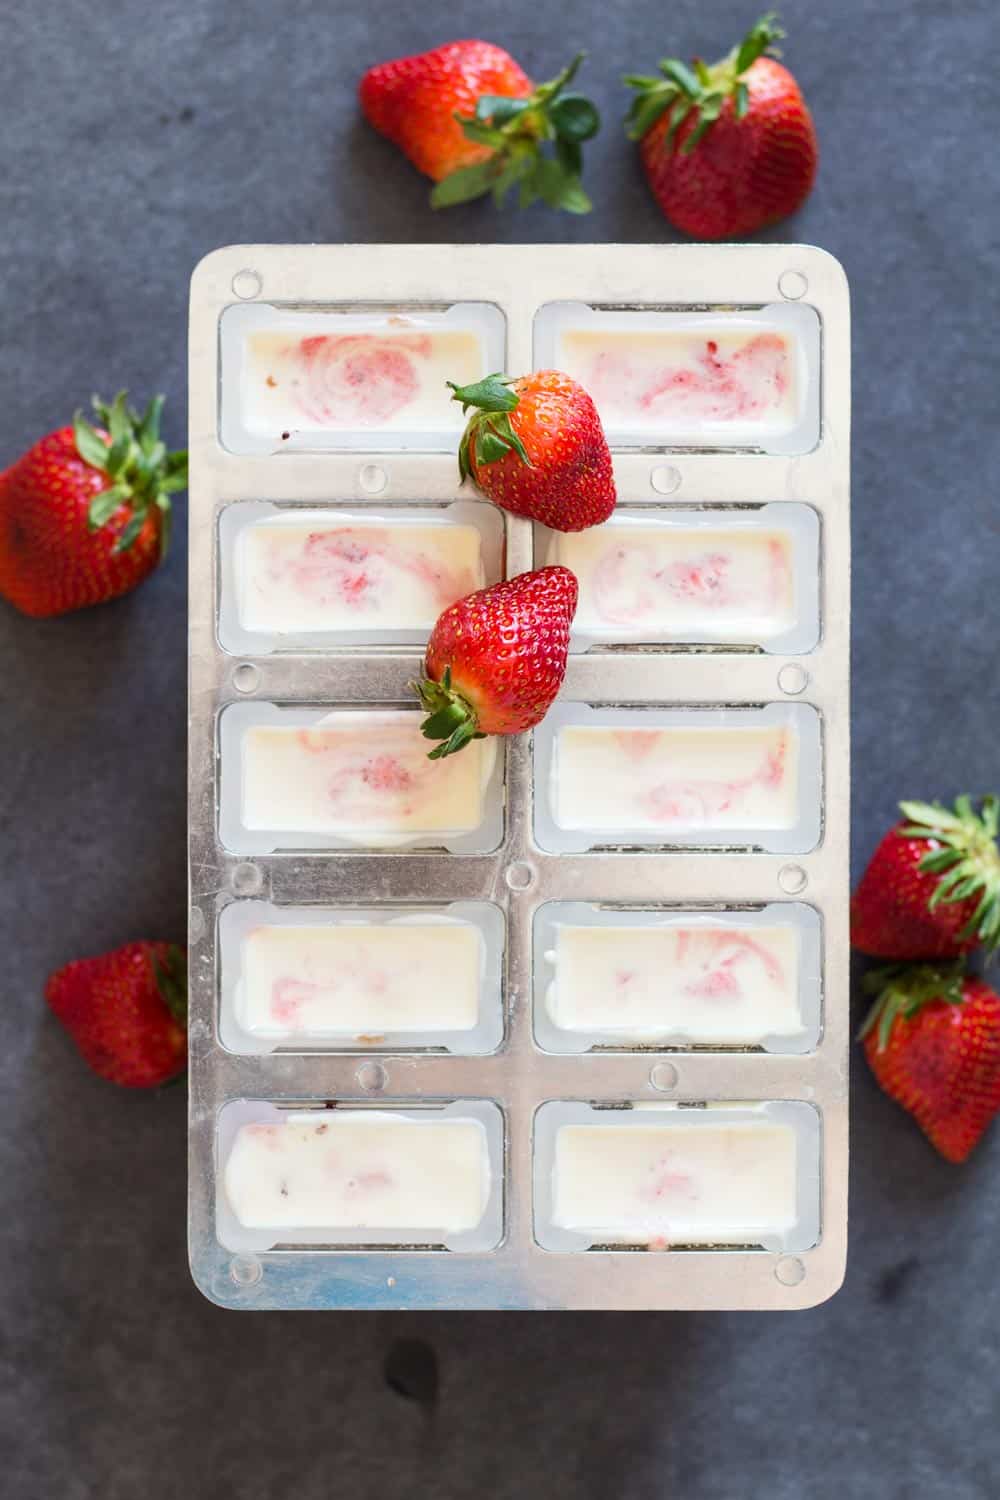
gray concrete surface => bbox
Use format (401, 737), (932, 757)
(2, 0), (999, 1495)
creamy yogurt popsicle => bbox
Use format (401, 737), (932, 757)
(241, 711), (496, 846)
(550, 1119), (798, 1245)
(552, 723), (797, 835)
(552, 319), (803, 446)
(546, 922), (802, 1044)
(550, 521), (794, 645)
(241, 324), (481, 438)
(225, 1111), (490, 1236)
(236, 516), (484, 637)
(237, 920), (482, 1041)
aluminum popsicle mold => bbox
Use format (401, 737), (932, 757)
(188, 243), (850, 1310)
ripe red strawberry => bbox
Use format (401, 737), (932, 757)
(0, 392), (186, 617)
(449, 370), (616, 532)
(45, 941), (187, 1088)
(860, 962), (1000, 1163)
(625, 12), (817, 240)
(360, 43), (600, 212)
(412, 566), (578, 758)
(851, 797), (1000, 961)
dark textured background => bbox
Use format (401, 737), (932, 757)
(3, 0), (999, 1495)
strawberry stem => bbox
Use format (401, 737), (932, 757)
(859, 961), (967, 1052)
(448, 374), (533, 481)
(624, 10), (785, 147)
(76, 391), (187, 557)
(898, 795), (1000, 954)
(431, 53), (600, 214)
(410, 666), (486, 760)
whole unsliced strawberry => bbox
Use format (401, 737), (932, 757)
(625, 12), (817, 240)
(860, 962), (1000, 1163)
(360, 42), (600, 212)
(450, 370), (616, 531)
(851, 797), (1000, 961)
(412, 566), (578, 758)
(0, 392), (186, 617)
(45, 941), (187, 1088)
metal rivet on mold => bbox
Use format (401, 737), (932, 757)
(231, 269), (262, 300)
(778, 269), (808, 300)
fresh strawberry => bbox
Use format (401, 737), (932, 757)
(449, 370), (616, 532)
(412, 566), (577, 758)
(625, 12), (817, 240)
(0, 392), (186, 617)
(360, 42), (600, 212)
(45, 941), (187, 1088)
(860, 962), (1000, 1163)
(851, 797), (1000, 961)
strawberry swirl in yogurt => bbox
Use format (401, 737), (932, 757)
(546, 919), (802, 1044)
(554, 722), (799, 836)
(237, 518), (484, 636)
(241, 712), (496, 844)
(243, 326), (482, 436)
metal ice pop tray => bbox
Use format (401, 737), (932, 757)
(188, 243), (850, 1310)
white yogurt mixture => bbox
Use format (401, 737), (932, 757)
(237, 921), (481, 1040)
(553, 724), (798, 834)
(241, 712), (496, 843)
(552, 1120), (798, 1244)
(556, 325), (800, 444)
(242, 326), (480, 436)
(237, 516), (484, 636)
(225, 1111), (491, 1234)
(547, 922), (802, 1043)
(552, 523), (794, 643)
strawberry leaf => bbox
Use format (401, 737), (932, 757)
(625, 10), (786, 151)
(435, 53), (597, 216)
(859, 961), (968, 1051)
(458, 117), (507, 149)
(77, 391), (185, 559)
(87, 484), (129, 530)
(448, 374), (518, 413)
(431, 161), (499, 209)
(659, 58), (700, 96)
(153, 944), (188, 1027)
(555, 136), (584, 178)
(112, 508), (148, 554)
(734, 11), (785, 75)
(73, 413), (110, 472)
(474, 94), (530, 125)
(550, 93), (601, 143)
(411, 671), (482, 760)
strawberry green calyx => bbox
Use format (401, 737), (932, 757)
(153, 944), (188, 1028)
(431, 53), (600, 214)
(859, 961), (967, 1052)
(411, 667), (486, 761)
(74, 391), (188, 557)
(624, 11), (784, 150)
(901, 795), (1000, 953)
(448, 373), (533, 481)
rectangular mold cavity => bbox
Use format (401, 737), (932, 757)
(218, 703), (504, 855)
(537, 504), (820, 654)
(533, 702), (822, 854)
(219, 301), (505, 454)
(533, 301), (820, 454)
(217, 1099), (504, 1253)
(533, 1100), (820, 1252)
(218, 900), (505, 1054)
(532, 902), (822, 1054)
(217, 500), (504, 654)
